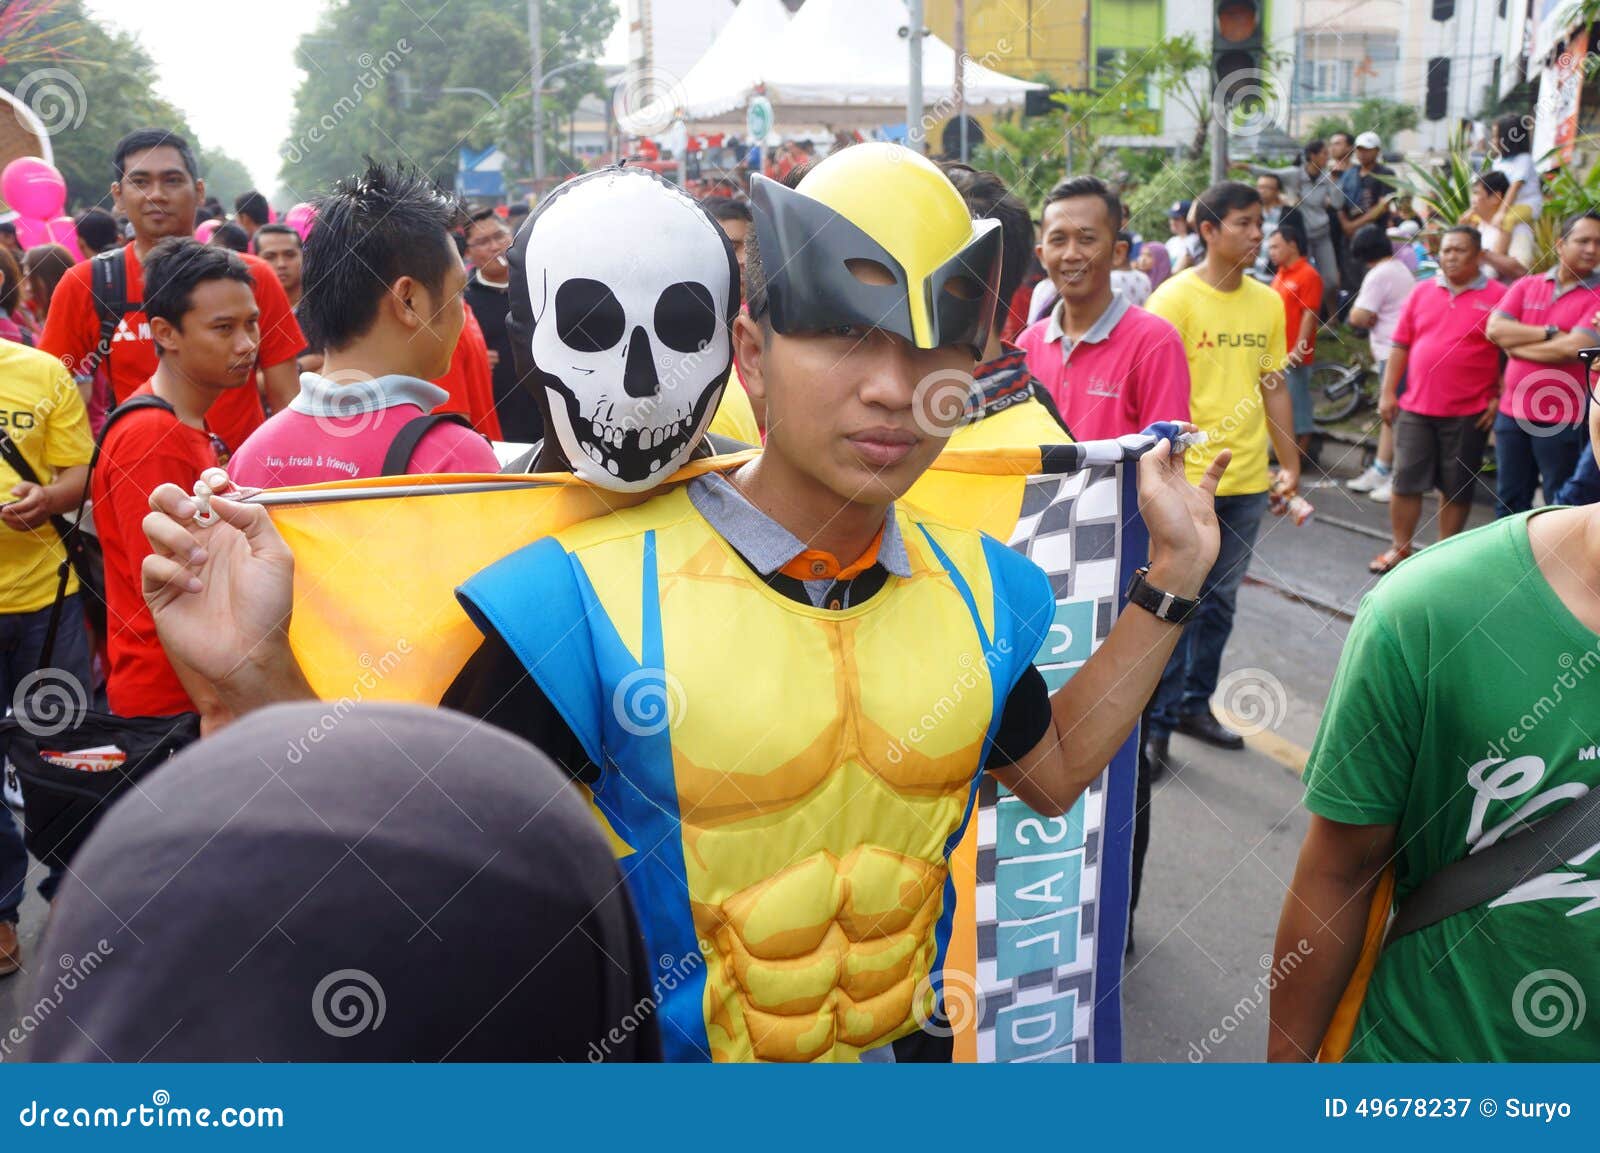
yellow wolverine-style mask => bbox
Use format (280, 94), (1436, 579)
(750, 143), (1002, 356)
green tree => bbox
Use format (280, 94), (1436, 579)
(0, 0), (197, 210)
(1304, 98), (1420, 148)
(196, 147), (257, 207)
(280, 0), (615, 196)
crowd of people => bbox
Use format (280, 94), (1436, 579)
(0, 114), (1596, 1062)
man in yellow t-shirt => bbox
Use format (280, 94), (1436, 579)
(1144, 180), (1297, 772)
(0, 337), (95, 975)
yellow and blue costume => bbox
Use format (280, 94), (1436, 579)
(458, 486), (1051, 1061)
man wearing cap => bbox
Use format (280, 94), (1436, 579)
(1339, 133), (1396, 261)
(139, 146), (1231, 1063)
(1165, 201), (1202, 273)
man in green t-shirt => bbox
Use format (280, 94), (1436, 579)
(1271, 392), (1600, 1059)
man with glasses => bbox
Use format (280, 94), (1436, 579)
(1486, 210), (1600, 515)
(463, 208), (542, 441)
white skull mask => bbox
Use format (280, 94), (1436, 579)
(510, 168), (735, 491)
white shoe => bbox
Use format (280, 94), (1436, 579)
(1348, 464), (1389, 493)
(1368, 477), (1392, 503)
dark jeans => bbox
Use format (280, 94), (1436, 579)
(1148, 492), (1270, 739)
(1, 595), (93, 923)
(1494, 413), (1586, 516)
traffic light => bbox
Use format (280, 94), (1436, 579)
(1213, 1), (1264, 106)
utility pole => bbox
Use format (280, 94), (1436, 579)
(907, 0), (924, 151)
(955, 0), (967, 162)
(529, 0), (544, 193)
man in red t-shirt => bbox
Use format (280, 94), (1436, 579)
(432, 302), (503, 440)
(1268, 219), (1323, 465)
(39, 129), (304, 455)
(93, 239), (262, 718)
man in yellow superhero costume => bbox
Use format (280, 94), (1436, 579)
(139, 145), (1230, 1062)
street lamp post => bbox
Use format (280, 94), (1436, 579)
(529, 0), (544, 192)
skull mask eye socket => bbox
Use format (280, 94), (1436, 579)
(555, 277), (626, 353)
(654, 281), (718, 354)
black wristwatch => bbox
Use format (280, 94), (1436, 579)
(1125, 566), (1200, 624)
(1546, 324), (1561, 341)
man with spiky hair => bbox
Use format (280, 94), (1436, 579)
(227, 162), (498, 488)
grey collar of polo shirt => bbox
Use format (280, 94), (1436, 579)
(1544, 266), (1600, 299)
(1045, 291), (1132, 359)
(1434, 271), (1489, 297)
(287, 372), (448, 417)
(687, 472), (911, 608)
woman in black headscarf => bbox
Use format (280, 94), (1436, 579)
(24, 702), (659, 1061)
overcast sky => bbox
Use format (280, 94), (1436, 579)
(86, 0), (630, 195)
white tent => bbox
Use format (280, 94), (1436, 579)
(680, 0), (793, 120)
(762, 0), (1043, 109)
(679, 0), (1043, 128)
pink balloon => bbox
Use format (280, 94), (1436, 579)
(1, 157), (67, 220)
(195, 219), (221, 244)
(284, 202), (316, 242)
(14, 217), (49, 249)
(46, 216), (82, 260)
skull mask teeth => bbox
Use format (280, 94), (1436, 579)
(514, 169), (735, 491)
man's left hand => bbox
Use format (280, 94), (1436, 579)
(1136, 426), (1230, 598)
(1477, 397), (1498, 431)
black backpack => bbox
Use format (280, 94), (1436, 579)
(73, 248), (138, 382)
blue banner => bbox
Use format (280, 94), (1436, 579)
(3, 1065), (1594, 1146)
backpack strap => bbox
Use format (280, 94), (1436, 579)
(381, 412), (473, 477)
(75, 249), (136, 381)
(1387, 784), (1600, 943)
(37, 393), (177, 666)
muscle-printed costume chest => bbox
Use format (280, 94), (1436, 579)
(460, 486), (1052, 1061)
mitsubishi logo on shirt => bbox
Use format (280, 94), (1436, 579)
(1196, 329), (1265, 350)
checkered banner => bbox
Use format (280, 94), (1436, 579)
(940, 445), (1150, 1063)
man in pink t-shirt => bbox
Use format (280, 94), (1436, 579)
(230, 374), (499, 487)
(1371, 226), (1505, 572)
(227, 162), (501, 489)
(1017, 177), (1190, 442)
(1487, 210), (1600, 514)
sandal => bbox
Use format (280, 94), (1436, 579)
(1368, 545), (1413, 575)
